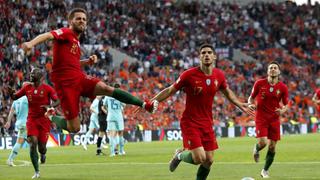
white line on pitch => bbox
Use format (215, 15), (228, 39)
(1, 161), (319, 167)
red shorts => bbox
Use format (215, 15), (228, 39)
(255, 120), (280, 141)
(181, 124), (218, 151)
(27, 117), (51, 143)
(53, 75), (100, 120)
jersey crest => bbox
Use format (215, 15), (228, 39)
(206, 79), (211, 86)
(269, 87), (274, 92)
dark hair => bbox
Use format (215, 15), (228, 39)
(68, 8), (87, 20)
(268, 61), (281, 69)
(114, 83), (120, 88)
(199, 43), (215, 53)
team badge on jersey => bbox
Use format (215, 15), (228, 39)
(269, 87), (274, 92)
(206, 79), (211, 86)
(34, 90), (38, 94)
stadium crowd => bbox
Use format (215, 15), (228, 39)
(0, 0), (320, 134)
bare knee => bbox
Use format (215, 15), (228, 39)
(67, 118), (81, 133)
(193, 154), (206, 165)
(258, 141), (267, 148)
(38, 143), (47, 154)
(28, 137), (38, 151)
(94, 82), (114, 96)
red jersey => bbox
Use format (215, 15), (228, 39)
(316, 88), (320, 112)
(50, 28), (83, 85)
(250, 78), (289, 123)
(15, 82), (58, 119)
(173, 67), (227, 127)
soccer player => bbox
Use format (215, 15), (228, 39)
(5, 96), (28, 166)
(8, 68), (60, 179)
(147, 44), (253, 180)
(96, 96), (108, 155)
(312, 88), (320, 115)
(82, 96), (101, 151)
(248, 61), (289, 178)
(104, 83), (126, 156)
(21, 8), (158, 133)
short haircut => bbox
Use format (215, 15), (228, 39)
(199, 43), (215, 53)
(114, 83), (120, 88)
(68, 8), (87, 20)
(268, 61), (281, 69)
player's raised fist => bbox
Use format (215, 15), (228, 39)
(88, 54), (98, 64)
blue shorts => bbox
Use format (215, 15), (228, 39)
(107, 121), (124, 131)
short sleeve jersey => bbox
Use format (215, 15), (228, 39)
(250, 78), (289, 123)
(173, 67), (227, 127)
(15, 83), (58, 119)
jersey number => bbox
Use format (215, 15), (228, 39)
(110, 99), (120, 110)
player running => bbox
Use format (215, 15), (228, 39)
(248, 61), (289, 178)
(9, 68), (60, 179)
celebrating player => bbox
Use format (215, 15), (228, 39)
(21, 8), (158, 133)
(248, 61), (289, 178)
(147, 44), (253, 180)
(9, 68), (60, 179)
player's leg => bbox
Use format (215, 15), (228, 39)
(196, 151), (214, 180)
(118, 131), (125, 155)
(38, 141), (47, 164)
(93, 81), (157, 113)
(253, 137), (268, 163)
(108, 129), (117, 157)
(7, 127), (26, 166)
(261, 121), (280, 178)
(196, 131), (217, 180)
(261, 140), (277, 178)
(169, 128), (203, 172)
(253, 124), (268, 163)
(96, 118), (107, 155)
(83, 118), (98, 150)
(28, 136), (40, 178)
(37, 118), (51, 165)
(51, 85), (81, 132)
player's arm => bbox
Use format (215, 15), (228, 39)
(101, 105), (108, 114)
(80, 55), (98, 67)
(247, 95), (256, 110)
(4, 106), (15, 129)
(275, 104), (288, 115)
(9, 86), (25, 100)
(151, 84), (177, 103)
(312, 93), (320, 105)
(21, 32), (54, 53)
(220, 87), (255, 116)
(90, 105), (98, 114)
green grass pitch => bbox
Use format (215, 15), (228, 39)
(0, 133), (319, 180)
